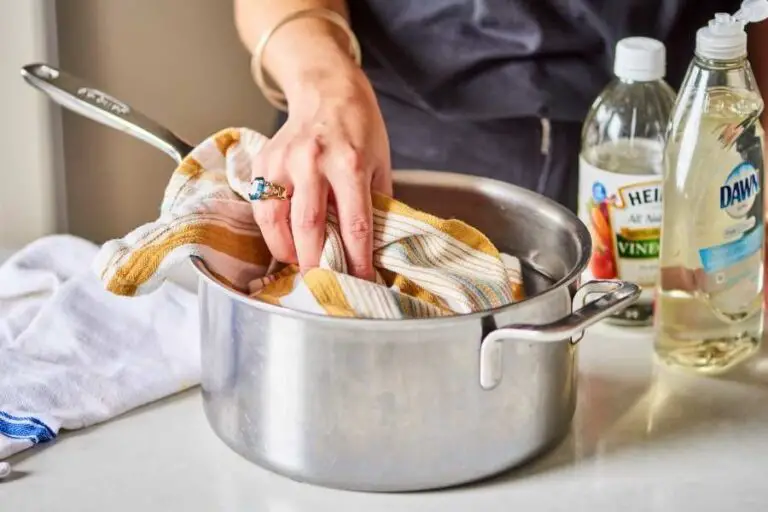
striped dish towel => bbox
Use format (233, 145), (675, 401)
(93, 128), (524, 318)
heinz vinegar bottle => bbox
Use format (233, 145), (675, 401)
(578, 37), (676, 326)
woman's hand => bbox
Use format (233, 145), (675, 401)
(233, 1), (390, 279)
(251, 61), (392, 281)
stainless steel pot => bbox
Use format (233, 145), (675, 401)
(22, 63), (640, 492)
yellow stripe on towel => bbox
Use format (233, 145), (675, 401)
(256, 265), (300, 305)
(106, 223), (271, 296)
(178, 158), (203, 179)
(303, 269), (357, 318)
(214, 128), (241, 155)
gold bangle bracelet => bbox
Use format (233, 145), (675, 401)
(250, 8), (362, 112)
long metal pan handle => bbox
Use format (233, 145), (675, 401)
(479, 280), (641, 390)
(21, 63), (193, 165)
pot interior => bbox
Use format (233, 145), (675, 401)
(391, 170), (590, 298)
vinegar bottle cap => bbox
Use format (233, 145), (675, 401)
(614, 37), (667, 82)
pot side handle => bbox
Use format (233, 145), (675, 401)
(479, 280), (641, 390)
(20, 63), (193, 165)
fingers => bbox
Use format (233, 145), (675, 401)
(251, 127), (386, 282)
(253, 194), (297, 265)
(251, 150), (297, 265)
(291, 172), (329, 273)
(326, 148), (375, 281)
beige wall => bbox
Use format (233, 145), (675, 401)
(56, 0), (276, 243)
(0, 0), (64, 248)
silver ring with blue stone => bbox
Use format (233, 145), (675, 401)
(249, 177), (289, 201)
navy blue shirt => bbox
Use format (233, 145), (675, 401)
(349, 0), (741, 123)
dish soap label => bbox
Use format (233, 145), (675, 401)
(697, 160), (763, 313)
(578, 157), (663, 289)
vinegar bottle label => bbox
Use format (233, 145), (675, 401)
(577, 154), (662, 324)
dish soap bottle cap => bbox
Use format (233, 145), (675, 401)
(614, 37), (667, 82)
(696, 0), (768, 60)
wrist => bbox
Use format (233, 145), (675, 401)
(257, 15), (361, 108)
(281, 55), (365, 106)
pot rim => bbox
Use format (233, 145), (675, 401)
(192, 169), (592, 328)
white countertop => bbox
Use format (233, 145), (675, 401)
(4, 317), (768, 512)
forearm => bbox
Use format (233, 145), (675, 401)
(234, 0), (355, 101)
(749, 21), (768, 129)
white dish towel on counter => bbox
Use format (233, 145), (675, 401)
(0, 235), (200, 460)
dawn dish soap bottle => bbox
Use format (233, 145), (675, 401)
(578, 37), (676, 326)
(655, 0), (768, 373)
